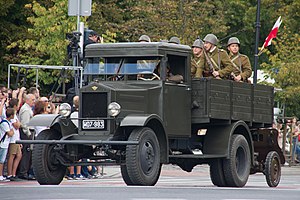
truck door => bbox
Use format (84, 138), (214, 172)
(163, 54), (191, 137)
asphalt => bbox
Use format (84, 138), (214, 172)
(1, 163), (300, 186)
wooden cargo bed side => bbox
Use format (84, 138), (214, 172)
(191, 78), (273, 128)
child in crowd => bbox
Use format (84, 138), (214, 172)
(0, 108), (15, 181)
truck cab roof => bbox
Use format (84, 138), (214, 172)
(85, 42), (192, 58)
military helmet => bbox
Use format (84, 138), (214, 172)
(138, 35), (151, 42)
(203, 34), (218, 45)
(192, 39), (204, 48)
(227, 37), (240, 46)
(168, 36), (180, 44)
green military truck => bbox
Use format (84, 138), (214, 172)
(22, 42), (284, 187)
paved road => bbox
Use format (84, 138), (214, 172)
(1, 164), (299, 200)
(1, 164), (300, 188)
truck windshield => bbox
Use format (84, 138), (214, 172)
(84, 57), (160, 75)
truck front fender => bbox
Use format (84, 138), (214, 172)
(203, 121), (254, 165)
(28, 114), (60, 127)
(120, 114), (169, 163)
(28, 114), (78, 137)
(120, 114), (163, 127)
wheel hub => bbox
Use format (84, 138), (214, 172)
(46, 146), (60, 171)
(140, 141), (155, 173)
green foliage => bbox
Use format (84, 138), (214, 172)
(6, 0), (80, 88)
(8, 0), (77, 66)
(0, 0), (30, 83)
(0, 0), (299, 116)
(258, 0), (300, 117)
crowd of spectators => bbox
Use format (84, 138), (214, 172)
(273, 117), (300, 165)
(0, 84), (59, 182)
(0, 84), (103, 182)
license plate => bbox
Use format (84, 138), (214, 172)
(82, 120), (105, 129)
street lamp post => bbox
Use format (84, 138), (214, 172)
(253, 0), (261, 85)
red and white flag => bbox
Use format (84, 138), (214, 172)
(263, 16), (282, 48)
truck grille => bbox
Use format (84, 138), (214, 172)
(82, 92), (107, 118)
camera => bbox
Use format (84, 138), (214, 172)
(66, 31), (82, 49)
(66, 31), (81, 42)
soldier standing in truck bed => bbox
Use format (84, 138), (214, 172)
(227, 37), (252, 83)
(191, 39), (204, 78)
(201, 34), (234, 79)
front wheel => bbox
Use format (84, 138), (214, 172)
(32, 129), (66, 185)
(122, 127), (161, 186)
(120, 164), (134, 185)
(264, 151), (281, 187)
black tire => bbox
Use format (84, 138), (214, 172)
(120, 164), (134, 185)
(265, 151), (281, 187)
(223, 134), (251, 187)
(124, 127), (161, 186)
(32, 129), (66, 185)
(210, 159), (227, 187)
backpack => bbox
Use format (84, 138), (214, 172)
(0, 119), (9, 143)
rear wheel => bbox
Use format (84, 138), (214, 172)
(123, 127), (161, 186)
(32, 129), (66, 185)
(210, 159), (227, 187)
(223, 134), (251, 187)
(264, 151), (281, 187)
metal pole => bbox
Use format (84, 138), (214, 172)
(253, 0), (261, 85)
(36, 68), (38, 88)
(7, 65), (11, 89)
(77, 0), (80, 32)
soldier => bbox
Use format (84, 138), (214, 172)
(138, 35), (151, 42)
(191, 39), (204, 78)
(168, 36), (180, 44)
(227, 37), (252, 82)
(201, 34), (234, 79)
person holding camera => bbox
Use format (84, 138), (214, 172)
(84, 31), (102, 47)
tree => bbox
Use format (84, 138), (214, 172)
(0, 0), (31, 84)
(260, 0), (300, 117)
(5, 0), (81, 91)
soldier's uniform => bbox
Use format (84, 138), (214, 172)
(191, 39), (204, 78)
(229, 53), (252, 82)
(191, 56), (203, 78)
(201, 34), (234, 79)
(227, 37), (252, 82)
(202, 48), (234, 79)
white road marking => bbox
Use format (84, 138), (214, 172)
(132, 199), (186, 200)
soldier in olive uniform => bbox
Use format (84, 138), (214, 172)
(191, 39), (204, 78)
(227, 37), (252, 82)
(201, 34), (234, 79)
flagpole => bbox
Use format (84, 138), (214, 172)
(253, 0), (261, 85)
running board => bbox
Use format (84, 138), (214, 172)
(16, 139), (139, 145)
(169, 154), (227, 159)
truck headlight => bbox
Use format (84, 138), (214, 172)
(59, 103), (72, 117)
(108, 102), (121, 117)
